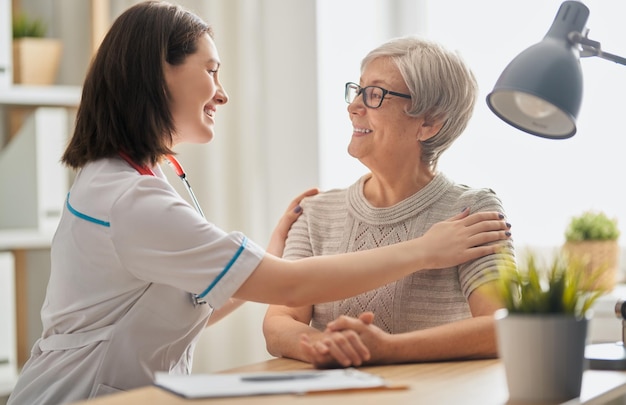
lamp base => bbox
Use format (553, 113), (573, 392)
(585, 342), (626, 370)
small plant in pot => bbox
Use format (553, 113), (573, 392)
(495, 251), (608, 403)
(563, 210), (620, 291)
(12, 12), (63, 85)
(12, 13), (48, 38)
(9, 12), (64, 140)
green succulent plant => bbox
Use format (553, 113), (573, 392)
(565, 211), (620, 242)
(12, 13), (47, 39)
(497, 251), (607, 316)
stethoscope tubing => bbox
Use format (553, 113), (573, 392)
(165, 155), (205, 218)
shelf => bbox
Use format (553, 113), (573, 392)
(0, 85), (81, 107)
(0, 228), (55, 251)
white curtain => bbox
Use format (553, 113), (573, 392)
(174, 0), (321, 373)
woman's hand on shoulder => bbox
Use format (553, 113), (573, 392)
(419, 208), (512, 269)
(266, 187), (319, 257)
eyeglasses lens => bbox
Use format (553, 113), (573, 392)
(345, 83), (384, 108)
(346, 84), (359, 104)
(365, 87), (384, 108)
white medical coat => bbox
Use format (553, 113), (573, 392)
(7, 157), (265, 405)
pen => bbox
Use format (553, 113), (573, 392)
(240, 373), (322, 382)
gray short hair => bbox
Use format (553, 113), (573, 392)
(361, 36), (477, 169)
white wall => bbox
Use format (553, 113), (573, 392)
(316, 0), (430, 191)
(432, 0), (626, 250)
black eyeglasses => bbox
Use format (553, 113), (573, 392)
(345, 82), (411, 109)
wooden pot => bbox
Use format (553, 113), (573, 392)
(562, 240), (620, 291)
(9, 38), (63, 141)
(12, 37), (63, 85)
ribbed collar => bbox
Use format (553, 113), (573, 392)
(346, 172), (453, 225)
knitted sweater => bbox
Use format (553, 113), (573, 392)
(283, 172), (511, 334)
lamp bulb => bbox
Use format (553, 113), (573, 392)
(514, 92), (558, 119)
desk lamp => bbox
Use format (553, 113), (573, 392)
(486, 0), (626, 139)
(486, 0), (626, 370)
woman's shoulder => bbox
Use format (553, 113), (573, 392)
(439, 174), (504, 210)
(70, 158), (175, 215)
(301, 186), (348, 208)
(456, 185), (503, 211)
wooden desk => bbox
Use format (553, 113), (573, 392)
(72, 357), (626, 405)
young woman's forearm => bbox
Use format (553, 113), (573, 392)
(238, 243), (431, 306)
(236, 211), (510, 306)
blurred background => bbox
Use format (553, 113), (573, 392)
(1, 0), (625, 377)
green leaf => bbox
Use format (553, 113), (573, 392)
(565, 211), (620, 242)
(12, 13), (47, 39)
(496, 249), (610, 316)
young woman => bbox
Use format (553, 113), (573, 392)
(7, 3), (511, 404)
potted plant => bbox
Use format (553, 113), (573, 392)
(562, 210), (621, 290)
(12, 12), (63, 85)
(494, 251), (608, 403)
(9, 12), (64, 140)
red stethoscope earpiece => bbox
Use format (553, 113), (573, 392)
(164, 154), (185, 178)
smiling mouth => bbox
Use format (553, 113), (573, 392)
(204, 107), (215, 118)
(354, 127), (372, 134)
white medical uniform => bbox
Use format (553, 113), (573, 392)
(7, 157), (265, 405)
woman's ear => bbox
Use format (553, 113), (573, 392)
(417, 118), (444, 142)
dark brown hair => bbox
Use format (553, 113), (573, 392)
(62, 1), (212, 169)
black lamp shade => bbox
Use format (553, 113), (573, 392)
(486, 1), (590, 139)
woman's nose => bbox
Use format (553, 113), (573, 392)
(215, 85), (228, 105)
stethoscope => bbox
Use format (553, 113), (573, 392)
(119, 151), (204, 217)
(163, 155), (206, 218)
(119, 151), (209, 306)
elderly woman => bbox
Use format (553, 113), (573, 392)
(263, 36), (514, 368)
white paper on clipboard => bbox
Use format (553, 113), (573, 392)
(154, 368), (388, 398)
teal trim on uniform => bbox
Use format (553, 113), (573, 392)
(66, 193), (111, 227)
(196, 237), (248, 299)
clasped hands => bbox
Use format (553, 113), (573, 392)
(299, 312), (390, 369)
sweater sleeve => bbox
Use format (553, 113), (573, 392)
(457, 187), (515, 297)
(283, 189), (351, 260)
(283, 205), (314, 260)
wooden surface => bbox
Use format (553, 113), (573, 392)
(70, 357), (626, 405)
(12, 249), (27, 368)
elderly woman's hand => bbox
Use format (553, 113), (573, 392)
(266, 187), (318, 257)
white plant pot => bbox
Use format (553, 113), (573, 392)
(495, 309), (589, 403)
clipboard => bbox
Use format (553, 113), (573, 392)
(154, 368), (408, 398)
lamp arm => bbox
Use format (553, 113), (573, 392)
(568, 31), (626, 66)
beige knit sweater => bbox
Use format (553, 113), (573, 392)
(283, 172), (513, 333)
